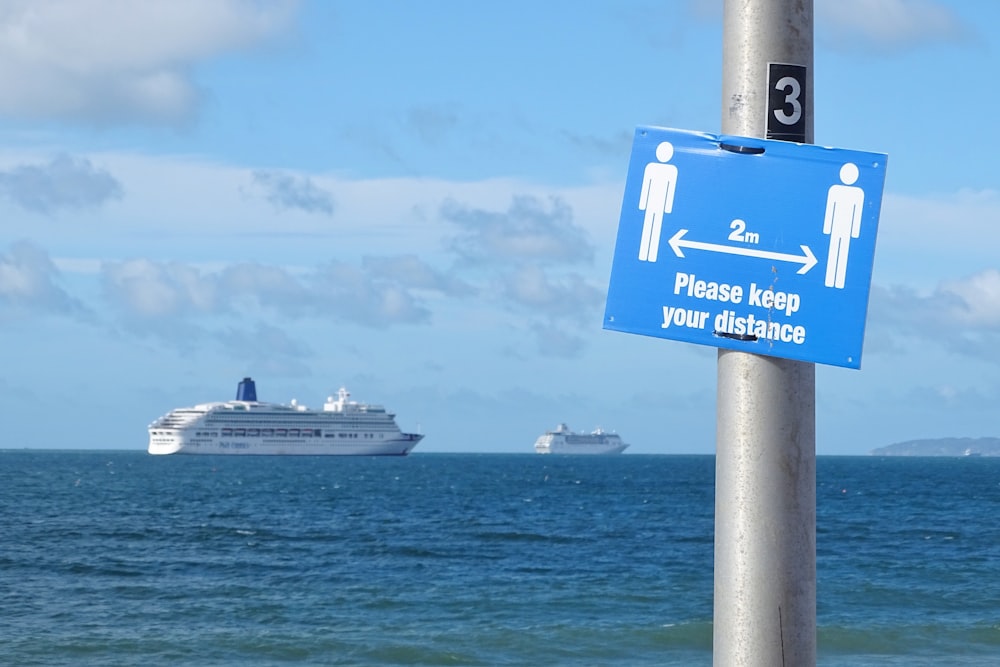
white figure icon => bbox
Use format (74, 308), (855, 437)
(823, 162), (865, 289)
(638, 141), (678, 262)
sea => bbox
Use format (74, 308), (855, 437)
(1, 451), (998, 666)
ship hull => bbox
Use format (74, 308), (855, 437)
(535, 442), (629, 455)
(148, 433), (422, 456)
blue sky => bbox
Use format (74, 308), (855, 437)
(1, 0), (998, 455)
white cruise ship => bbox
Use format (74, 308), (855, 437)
(534, 423), (629, 455)
(148, 378), (423, 456)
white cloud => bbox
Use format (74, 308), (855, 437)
(442, 194), (595, 265)
(361, 255), (476, 297)
(102, 259), (219, 318)
(251, 170), (335, 215)
(215, 322), (314, 371)
(0, 0), (298, 124)
(98, 255), (469, 330)
(0, 149), (623, 266)
(0, 154), (122, 213)
(307, 260), (435, 327)
(868, 268), (1000, 363)
(0, 240), (89, 317)
(874, 189), (1000, 287)
(497, 265), (604, 323)
(0, 150), (625, 360)
(940, 269), (1000, 327)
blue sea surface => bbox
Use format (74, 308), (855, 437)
(1, 451), (998, 666)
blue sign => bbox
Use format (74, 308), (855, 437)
(604, 126), (888, 369)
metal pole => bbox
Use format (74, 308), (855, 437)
(715, 1), (815, 666)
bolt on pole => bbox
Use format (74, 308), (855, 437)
(715, 1), (816, 666)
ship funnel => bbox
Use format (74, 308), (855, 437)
(236, 377), (257, 401)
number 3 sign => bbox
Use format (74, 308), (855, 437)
(767, 63), (807, 142)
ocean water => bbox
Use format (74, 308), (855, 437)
(1, 451), (998, 666)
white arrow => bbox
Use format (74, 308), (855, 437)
(668, 229), (817, 275)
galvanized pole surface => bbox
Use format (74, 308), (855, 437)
(715, 1), (816, 666)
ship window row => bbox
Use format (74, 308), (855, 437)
(219, 428), (322, 437)
(209, 414), (386, 422)
(215, 410), (384, 417)
(322, 432), (383, 439)
(211, 416), (392, 429)
(208, 420), (394, 431)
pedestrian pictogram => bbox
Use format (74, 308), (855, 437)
(638, 141), (678, 262)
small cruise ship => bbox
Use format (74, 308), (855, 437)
(148, 378), (423, 456)
(534, 423), (629, 455)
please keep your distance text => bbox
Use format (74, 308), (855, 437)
(662, 272), (806, 344)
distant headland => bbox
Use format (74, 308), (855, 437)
(870, 437), (1000, 457)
